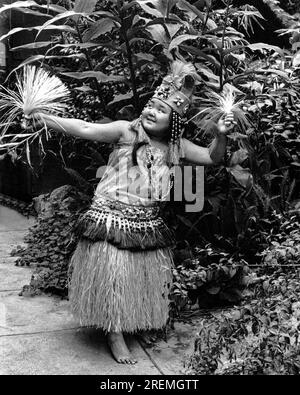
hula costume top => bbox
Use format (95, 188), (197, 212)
(73, 123), (185, 251)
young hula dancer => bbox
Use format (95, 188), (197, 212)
(27, 61), (234, 364)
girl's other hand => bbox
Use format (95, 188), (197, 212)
(217, 112), (236, 135)
(21, 114), (32, 130)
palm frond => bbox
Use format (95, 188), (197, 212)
(189, 84), (250, 135)
(15, 65), (70, 116)
(0, 65), (70, 163)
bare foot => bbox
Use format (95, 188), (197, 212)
(138, 331), (157, 346)
(107, 332), (137, 364)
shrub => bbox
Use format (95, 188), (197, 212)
(13, 185), (91, 296)
(170, 244), (250, 315)
(185, 269), (300, 375)
(258, 212), (300, 267)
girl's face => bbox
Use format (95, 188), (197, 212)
(141, 98), (172, 140)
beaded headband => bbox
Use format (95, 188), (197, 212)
(152, 61), (196, 118)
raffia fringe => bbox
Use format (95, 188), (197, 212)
(73, 212), (175, 251)
(166, 139), (184, 166)
(68, 239), (174, 333)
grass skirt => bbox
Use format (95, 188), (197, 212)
(68, 238), (174, 333)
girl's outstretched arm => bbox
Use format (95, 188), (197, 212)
(182, 114), (234, 165)
(30, 113), (129, 143)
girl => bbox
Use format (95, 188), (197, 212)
(27, 62), (234, 364)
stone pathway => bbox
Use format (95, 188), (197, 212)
(0, 205), (198, 375)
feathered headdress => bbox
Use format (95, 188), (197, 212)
(132, 61), (198, 168)
(153, 61), (197, 117)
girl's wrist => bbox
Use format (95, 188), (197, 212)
(212, 122), (225, 138)
(214, 127), (228, 141)
(215, 132), (227, 141)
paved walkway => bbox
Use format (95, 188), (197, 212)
(0, 205), (198, 375)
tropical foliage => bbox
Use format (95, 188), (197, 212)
(185, 247), (300, 375)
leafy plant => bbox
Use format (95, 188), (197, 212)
(170, 245), (250, 316)
(257, 212), (300, 267)
(13, 185), (91, 296)
(185, 268), (300, 375)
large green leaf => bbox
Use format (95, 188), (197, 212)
(46, 54), (86, 60)
(61, 71), (125, 82)
(35, 11), (91, 39)
(0, 1), (37, 15)
(0, 25), (77, 43)
(73, 0), (98, 13)
(256, 68), (289, 79)
(135, 1), (163, 18)
(107, 93), (133, 106)
(82, 18), (118, 42)
(72, 0), (98, 23)
(0, 1), (66, 15)
(168, 34), (200, 52)
(135, 52), (155, 62)
(177, 0), (205, 22)
(10, 7), (52, 18)
(227, 165), (253, 188)
(146, 19), (182, 38)
(146, 24), (170, 46)
(132, 14), (152, 26)
(247, 43), (285, 57)
(94, 10), (120, 21)
(229, 149), (248, 167)
(293, 52), (300, 67)
(74, 85), (93, 93)
(145, 16), (181, 27)
(196, 66), (220, 85)
(40, 3), (67, 14)
(146, 0), (178, 17)
(10, 41), (53, 51)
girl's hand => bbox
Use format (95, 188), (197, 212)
(21, 112), (43, 130)
(216, 112), (236, 135)
(21, 114), (33, 130)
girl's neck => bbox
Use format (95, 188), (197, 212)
(148, 134), (168, 144)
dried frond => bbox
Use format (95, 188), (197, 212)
(16, 65), (70, 116)
(0, 65), (70, 164)
(189, 84), (250, 136)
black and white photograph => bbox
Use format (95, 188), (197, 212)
(0, 0), (299, 379)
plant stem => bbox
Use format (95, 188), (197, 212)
(201, 5), (211, 35)
(119, 10), (140, 113)
(198, 5), (211, 51)
(220, 1), (231, 91)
